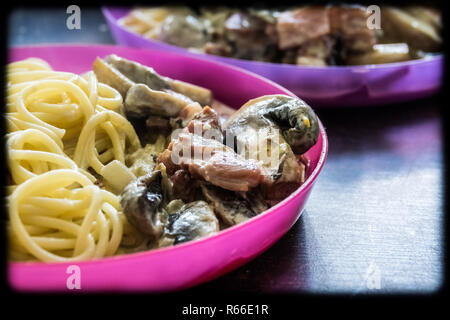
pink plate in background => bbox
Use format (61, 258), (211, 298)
(8, 45), (328, 292)
(103, 6), (443, 107)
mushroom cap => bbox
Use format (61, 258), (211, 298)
(224, 94), (319, 155)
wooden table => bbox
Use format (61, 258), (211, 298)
(9, 8), (443, 294)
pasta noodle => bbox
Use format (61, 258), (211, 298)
(118, 7), (171, 39)
(6, 58), (144, 262)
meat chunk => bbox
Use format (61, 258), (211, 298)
(276, 7), (330, 50)
(339, 6), (377, 52)
(170, 169), (197, 202)
(176, 102), (203, 127)
(159, 106), (267, 191)
(165, 133), (266, 191)
(185, 106), (223, 141)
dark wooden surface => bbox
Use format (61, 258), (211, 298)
(8, 8), (443, 294)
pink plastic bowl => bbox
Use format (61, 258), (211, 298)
(103, 7), (443, 107)
(8, 45), (328, 292)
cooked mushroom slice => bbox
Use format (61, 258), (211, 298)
(224, 11), (276, 61)
(104, 54), (171, 91)
(93, 55), (213, 119)
(168, 80), (212, 107)
(225, 95), (319, 155)
(159, 12), (209, 49)
(381, 6), (442, 52)
(223, 95), (318, 185)
(346, 43), (411, 65)
(200, 184), (268, 226)
(158, 201), (219, 247)
(125, 83), (193, 118)
(405, 6), (441, 31)
(120, 170), (167, 238)
(93, 57), (134, 97)
(105, 54), (212, 106)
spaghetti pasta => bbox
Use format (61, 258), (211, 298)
(6, 58), (143, 262)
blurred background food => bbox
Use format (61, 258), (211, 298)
(120, 5), (442, 66)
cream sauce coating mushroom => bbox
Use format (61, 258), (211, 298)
(223, 94), (319, 185)
(200, 183), (268, 226)
(158, 201), (219, 247)
(120, 170), (167, 238)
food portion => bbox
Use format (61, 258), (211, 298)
(120, 5), (442, 66)
(6, 58), (141, 262)
(6, 55), (319, 262)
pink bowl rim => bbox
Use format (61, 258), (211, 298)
(102, 6), (444, 71)
(8, 44), (328, 268)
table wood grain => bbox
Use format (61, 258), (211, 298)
(8, 8), (443, 294)
(200, 98), (443, 293)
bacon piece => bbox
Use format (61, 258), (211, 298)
(170, 169), (197, 202)
(276, 7), (330, 50)
(167, 133), (266, 192)
(339, 6), (377, 52)
(158, 106), (267, 192)
(185, 106), (223, 142)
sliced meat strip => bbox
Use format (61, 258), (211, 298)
(276, 7), (330, 50)
(169, 133), (266, 192)
(159, 106), (267, 191)
(185, 106), (224, 142)
(338, 6), (377, 52)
